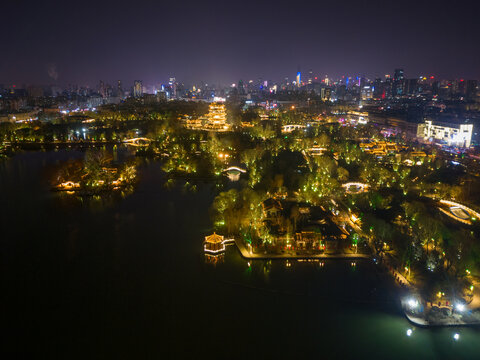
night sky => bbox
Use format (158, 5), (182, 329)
(2, 0), (479, 86)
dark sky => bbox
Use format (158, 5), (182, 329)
(2, 0), (479, 87)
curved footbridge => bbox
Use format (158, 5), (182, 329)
(123, 137), (152, 147)
(437, 200), (480, 225)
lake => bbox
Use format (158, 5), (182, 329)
(2, 149), (480, 359)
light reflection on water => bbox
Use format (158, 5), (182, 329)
(1, 150), (480, 359)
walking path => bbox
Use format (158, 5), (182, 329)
(234, 237), (370, 260)
(382, 254), (413, 289)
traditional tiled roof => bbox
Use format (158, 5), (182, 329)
(205, 232), (224, 244)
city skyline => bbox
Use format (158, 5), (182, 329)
(2, 0), (479, 86)
(2, 67), (479, 90)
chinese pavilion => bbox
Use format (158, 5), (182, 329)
(204, 232), (225, 254)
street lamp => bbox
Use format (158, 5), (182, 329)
(407, 299), (419, 309)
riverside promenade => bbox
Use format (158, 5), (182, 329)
(233, 238), (480, 327)
(383, 256), (480, 327)
(404, 306), (480, 327)
(234, 238), (370, 260)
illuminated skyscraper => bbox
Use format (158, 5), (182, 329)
(99, 80), (106, 98)
(393, 69), (404, 82)
(169, 77), (177, 98)
(393, 69), (405, 96)
(133, 80), (143, 98)
(116, 80), (123, 98)
(237, 80), (245, 95)
(321, 87), (331, 101)
(466, 80), (478, 101)
(296, 72), (301, 87)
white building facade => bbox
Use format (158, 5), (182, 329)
(417, 120), (473, 148)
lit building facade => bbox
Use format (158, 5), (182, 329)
(348, 111), (369, 124)
(203, 102), (230, 131)
(133, 80), (143, 98)
(417, 120), (473, 148)
(183, 102), (230, 131)
(204, 233), (225, 254)
(360, 86), (373, 100)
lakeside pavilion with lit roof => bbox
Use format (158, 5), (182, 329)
(204, 233), (225, 253)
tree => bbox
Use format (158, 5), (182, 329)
(337, 167), (349, 182)
(290, 205), (300, 232)
(361, 214), (392, 256)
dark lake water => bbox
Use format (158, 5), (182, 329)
(2, 149), (480, 359)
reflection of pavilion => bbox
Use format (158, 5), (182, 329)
(204, 253), (225, 265)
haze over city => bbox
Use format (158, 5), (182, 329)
(2, 0), (479, 86)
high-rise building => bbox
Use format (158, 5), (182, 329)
(373, 78), (383, 99)
(169, 77), (177, 98)
(99, 80), (106, 98)
(393, 69), (405, 96)
(466, 80), (478, 101)
(133, 80), (143, 98)
(27, 86), (44, 98)
(116, 80), (123, 98)
(405, 79), (418, 95)
(321, 87), (331, 101)
(393, 69), (404, 82)
(237, 80), (245, 95)
(308, 69), (313, 84)
(361, 86), (373, 100)
(296, 72), (301, 88)
(457, 79), (466, 95)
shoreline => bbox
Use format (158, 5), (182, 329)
(404, 311), (480, 327)
(232, 237), (480, 328)
(233, 237), (370, 260)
